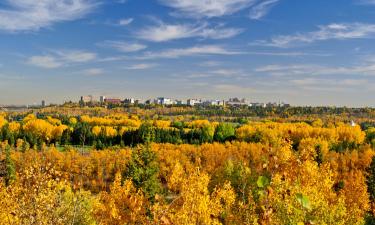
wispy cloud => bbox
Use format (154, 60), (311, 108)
(0, 0), (98, 32)
(290, 78), (368, 86)
(118, 18), (133, 26)
(82, 68), (104, 76)
(357, 0), (375, 5)
(126, 63), (157, 70)
(54, 50), (97, 63)
(158, 0), (279, 19)
(141, 45), (242, 59)
(249, 0), (279, 20)
(98, 41), (147, 52)
(247, 51), (331, 56)
(27, 50), (97, 68)
(255, 63), (375, 76)
(136, 21), (243, 42)
(158, 0), (254, 18)
(253, 23), (375, 48)
(182, 69), (246, 79)
(27, 56), (62, 69)
(199, 61), (221, 67)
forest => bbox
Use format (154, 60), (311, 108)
(0, 107), (375, 224)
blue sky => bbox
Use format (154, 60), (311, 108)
(0, 0), (375, 106)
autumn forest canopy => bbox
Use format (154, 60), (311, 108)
(0, 106), (375, 224)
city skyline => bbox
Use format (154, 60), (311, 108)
(1, 0), (375, 107)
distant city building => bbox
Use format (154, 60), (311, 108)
(280, 103), (290, 107)
(104, 98), (122, 104)
(81, 95), (93, 103)
(124, 98), (135, 104)
(187, 99), (201, 106)
(202, 100), (225, 106)
(226, 98), (248, 106)
(41, 100), (46, 107)
(266, 102), (279, 107)
(100, 96), (106, 103)
(250, 103), (267, 107)
(155, 97), (173, 105)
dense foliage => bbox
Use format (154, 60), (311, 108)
(0, 108), (374, 224)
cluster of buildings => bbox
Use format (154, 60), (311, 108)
(80, 95), (290, 108)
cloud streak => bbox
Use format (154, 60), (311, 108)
(158, 0), (254, 18)
(118, 18), (133, 26)
(141, 45), (242, 59)
(99, 41), (147, 52)
(136, 21), (243, 42)
(27, 50), (97, 68)
(0, 0), (98, 32)
(254, 23), (375, 48)
(255, 63), (375, 76)
(249, 0), (279, 20)
(126, 63), (157, 70)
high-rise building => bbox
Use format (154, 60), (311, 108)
(81, 95), (93, 103)
(100, 96), (106, 103)
(41, 100), (46, 107)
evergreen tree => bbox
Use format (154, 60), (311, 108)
(214, 123), (235, 142)
(367, 156), (375, 201)
(5, 144), (16, 186)
(123, 143), (161, 201)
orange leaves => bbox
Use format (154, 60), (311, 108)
(92, 126), (101, 136)
(92, 126), (117, 137)
(81, 115), (141, 128)
(0, 116), (7, 128)
(154, 169), (236, 225)
(153, 120), (171, 128)
(94, 173), (148, 224)
(52, 124), (68, 139)
(23, 119), (55, 141)
(8, 121), (21, 133)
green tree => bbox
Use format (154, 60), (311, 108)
(123, 144), (161, 201)
(214, 123), (235, 142)
(138, 122), (155, 143)
(5, 144), (16, 186)
(367, 156), (375, 201)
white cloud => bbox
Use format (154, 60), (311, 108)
(158, 0), (254, 18)
(136, 21), (243, 42)
(99, 41), (147, 52)
(118, 18), (133, 26)
(82, 68), (104, 76)
(0, 0), (98, 32)
(28, 50), (97, 68)
(290, 78), (368, 87)
(199, 61), (221, 67)
(358, 0), (375, 5)
(141, 45), (242, 59)
(54, 50), (97, 63)
(126, 63), (157, 70)
(211, 69), (243, 77)
(158, 0), (279, 19)
(27, 56), (62, 69)
(254, 23), (375, 48)
(247, 51), (331, 56)
(249, 0), (279, 20)
(255, 63), (375, 76)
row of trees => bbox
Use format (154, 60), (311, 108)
(1, 113), (374, 152)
